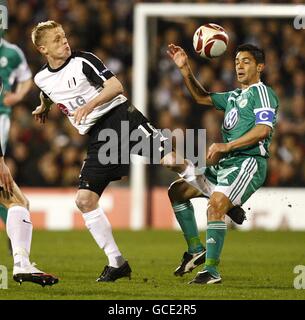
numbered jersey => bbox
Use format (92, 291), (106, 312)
(34, 51), (127, 135)
(0, 39), (32, 114)
(210, 82), (279, 158)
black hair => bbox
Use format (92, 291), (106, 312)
(236, 44), (265, 64)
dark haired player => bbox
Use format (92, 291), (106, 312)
(167, 43), (279, 284)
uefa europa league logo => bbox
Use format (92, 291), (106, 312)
(0, 5), (8, 30)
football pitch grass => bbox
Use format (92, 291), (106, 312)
(0, 230), (304, 300)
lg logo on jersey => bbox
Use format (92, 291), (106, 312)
(224, 107), (239, 130)
(57, 96), (86, 116)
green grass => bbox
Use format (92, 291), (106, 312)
(0, 230), (305, 300)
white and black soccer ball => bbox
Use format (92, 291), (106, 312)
(193, 23), (229, 59)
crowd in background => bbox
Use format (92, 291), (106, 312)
(3, 0), (305, 188)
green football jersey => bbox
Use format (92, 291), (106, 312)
(0, 39), (32, 115)
(210, 81), (279, 158)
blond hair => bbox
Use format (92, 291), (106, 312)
(31, 20), (62, 46)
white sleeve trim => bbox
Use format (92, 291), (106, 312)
(257, 84), (271, 108)
(253, 107), (275, 114)
(256, 121), (273, 128)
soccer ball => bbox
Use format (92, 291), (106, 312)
(193, 23), (229, 59)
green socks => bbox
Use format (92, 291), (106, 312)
(0, 205), (8, 224)
(204, 221), (227, 277)
(172, 201), (204, 254)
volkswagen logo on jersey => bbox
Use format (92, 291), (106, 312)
(224, 107), (239, 130)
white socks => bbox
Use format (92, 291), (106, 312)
(82, 207), (125, 268)
(178, 160), (211, 196)
(6, 206), (32, 268)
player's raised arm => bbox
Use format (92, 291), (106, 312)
(167, 44), (213, 106)
(207, 124), (271, 160)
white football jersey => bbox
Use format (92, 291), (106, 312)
(34, 51), (127, 134)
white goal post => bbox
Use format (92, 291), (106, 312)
(130, 3), (304, 230)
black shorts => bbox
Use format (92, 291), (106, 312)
(79, 101), (170, 196)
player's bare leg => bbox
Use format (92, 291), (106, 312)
(0, 182), (58, 287)
(161, 151), (212, 196)
(75, 188), (131, 282)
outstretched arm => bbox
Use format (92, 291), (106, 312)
(207, 124), (271, 160)
(3, 79), (33, 106)
(72, 76), (124, 125)
(167, 44), (213, 106)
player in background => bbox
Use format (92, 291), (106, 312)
(31, 20), (212, 282)
(0, 77), (58, 287)
(167, 43), (279, 284)
(0, 29), (33, 241)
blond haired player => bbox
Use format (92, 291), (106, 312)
(31, 21), (247, 283)
(31, 21), (202, 282)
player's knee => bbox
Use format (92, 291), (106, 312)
(168, 180), (200, 203)
(168, 181), (186, 203)
(160, 152), (185, 173)
(207, 193), (232, 220)
(75, 196), (97, 213)
(24, 197), (30, 210)
(8, 197), (30, 210)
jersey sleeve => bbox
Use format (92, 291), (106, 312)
(13, 46), (32, 82)
(210, 92), (231, 111)
(79, 51), (114, 86)
(41, 90), (49, 99)
(252, 86), (279, 128)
